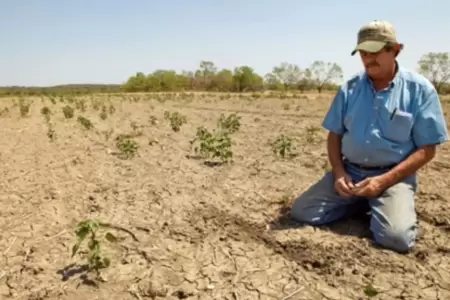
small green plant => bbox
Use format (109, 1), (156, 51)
(19, 98), (31, 117)
(301, 125), (322, 153)
(103, 129), (114, 141)
(0, 107), (10, 117)
(304, 125), (321, 144)
(41, 106), (51, 115)
(130, 121), (139, 131)
(164, 111), (187, 132)
(75, 99), (86, 112)
(47, 124), (56, 142)
(108, 104), (115, 114)
(156, 95), (166, 103)
(271, 134), (296, 158)
(41, 106), (51, 123)
(363, 283), (379, 297)
(217, 113), (241, 134)
(62, 105), (74, 119)
(77, 116), (93, 130)
(99, 105), (108, 120)
(91, 98), (101, 110)
(115, 138), (139, 159)
(71, 220), (117, 278)
(190, 126), (233, 164)
(149, 115), (158, 125)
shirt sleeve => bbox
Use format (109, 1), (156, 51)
(412, 85), (449, 147)
(321, 87), (346, 135)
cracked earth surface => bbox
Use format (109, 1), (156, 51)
(0, 93), (449, 300)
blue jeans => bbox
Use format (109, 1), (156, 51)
(291, 161), (418, 253)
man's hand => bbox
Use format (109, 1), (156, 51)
(352, 176), (388, 197)
(334, 172), (355, 198)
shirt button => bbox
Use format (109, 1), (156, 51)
(366, 140), (370, 144)
(364, 158), (369, 162)
(374, 107), (379, 110)
(370, 123), (374, 127)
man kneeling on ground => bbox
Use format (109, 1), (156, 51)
(291, 20), (449, 253)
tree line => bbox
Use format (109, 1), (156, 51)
(0, 51), (449, 97)
(121, 60), (343, 94)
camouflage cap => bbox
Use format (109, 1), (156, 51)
(351, 20), (402, 55)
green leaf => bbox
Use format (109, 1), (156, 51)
(75, 226), (89, 243)
(364, 283), (379, 297)
(71, 243), (80, 257)
(105, 232), (118, 243)
(89, 239), (100, 252)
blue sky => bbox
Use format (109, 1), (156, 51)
(0, 0), (448, 86)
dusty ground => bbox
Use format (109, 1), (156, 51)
(0, 92), (449, 300)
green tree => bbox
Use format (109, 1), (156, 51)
(180, 70), (196, 90)
(232, 66), (264, 92)
(211, 69), (234, 91)
(122, 72), (148, 92)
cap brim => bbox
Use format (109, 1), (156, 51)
(351, 41), (387, 56)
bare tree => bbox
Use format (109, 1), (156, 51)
(418, 52), (450, 93)
(310, 61), (343, 93)
(271, 62), (303, 90)
(297, 68), (312, 93)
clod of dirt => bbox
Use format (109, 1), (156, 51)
(171, 289), (194, 299)
(138, 281), (168, 298)
(414, 249), (429, 261)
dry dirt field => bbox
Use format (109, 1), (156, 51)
(0, 92), (449, 300)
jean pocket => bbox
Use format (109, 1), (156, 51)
(383, 110), (414, 143)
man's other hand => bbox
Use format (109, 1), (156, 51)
(352, 176), (387, 197)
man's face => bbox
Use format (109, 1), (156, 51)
(359, 48), (396, 78)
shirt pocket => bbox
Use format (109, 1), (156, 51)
(380, 108), (414, 143)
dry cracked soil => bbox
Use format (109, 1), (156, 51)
(0, 92), (449, 300)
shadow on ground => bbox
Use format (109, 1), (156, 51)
(267, 201), (372, 239)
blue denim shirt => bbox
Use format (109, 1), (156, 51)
(322, 65), (449, 167)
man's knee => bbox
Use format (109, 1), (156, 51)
(291, 172), (345, 225)
(370, 181), (418, 253)
(372, 225), (417, 253)
(291, 193), (323, 225)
